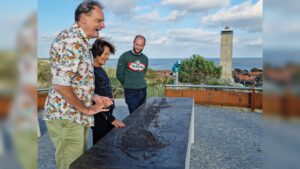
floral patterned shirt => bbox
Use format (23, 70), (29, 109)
(43, 23), (95, 126)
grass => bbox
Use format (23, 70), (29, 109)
(147, 84), (165, 97)
(38, 59), (51, 88)
(100, 67), (171, 98)
(0, 51), (18, 92)
(38, 60), (173, 98)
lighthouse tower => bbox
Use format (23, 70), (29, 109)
(220, 26), (233, 82)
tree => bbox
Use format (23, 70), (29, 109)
(179, 54), (222, 84)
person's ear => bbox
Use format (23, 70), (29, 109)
(81, 14), (87, 24)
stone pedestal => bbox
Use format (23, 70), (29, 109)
(70, 97), (194, 169)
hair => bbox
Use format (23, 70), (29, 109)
(75, 0), (104, 22)
(133, 35), (146, 45)
(91, 38), (116, 58)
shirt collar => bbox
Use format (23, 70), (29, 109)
(72, 23), (91, 48)
(131, 50), (142, 56)
(72, 23), (89, 40)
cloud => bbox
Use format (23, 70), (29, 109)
(148, 37), (168, 45)
(264, 0), (300, 49)
(134, 5), (152, 12)
(265, 0), (300, 14)
(202, 0), (262, 32)
(112, 35), (133, 44)
(134, 10), (161, 22)
(134, 9), (187, 23)
(39, 31), (60, 41)
(161, 0), (229, 11)
(164, 10), (187, 22)
(264, 18), (300, 36)
(244, 38), (262, 47)
(104, 20), (129, 34)
(101, 0), (138, 16)
(264, 21), (300, 49)
(166, 28), (219, 44)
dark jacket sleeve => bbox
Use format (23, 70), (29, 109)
(102, 101), (115, 123)
(106, 112), (116, 124)
(94, 70), (103, 96)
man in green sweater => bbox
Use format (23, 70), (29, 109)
(116, 35), (148, 114)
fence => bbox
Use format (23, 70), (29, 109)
(164, 84), (263, 111)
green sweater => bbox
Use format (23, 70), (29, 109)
(116, 50), (148, 89)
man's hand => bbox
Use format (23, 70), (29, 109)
(83, 104), (109, 116)
(53, 85), (112, 116)
(92, 94), (113, 108)
(111, 119), (125, 128)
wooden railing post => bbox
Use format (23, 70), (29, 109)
(251, 82), (255, 112)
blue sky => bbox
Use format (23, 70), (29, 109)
(37, 0), (262, 59)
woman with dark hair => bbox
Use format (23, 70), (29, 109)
(91, 38), (125, 144)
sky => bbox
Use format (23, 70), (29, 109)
(0, 0), (36, 50)
(264, 0), (300, 50)
(37, 0), (263, 59)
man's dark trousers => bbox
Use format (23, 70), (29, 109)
(124, 88), (147, 114)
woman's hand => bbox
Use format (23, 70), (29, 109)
(111, 119), (125, 128)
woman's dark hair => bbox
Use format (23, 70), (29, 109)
(91, 38), (116, 58)
(75, 0), (104, 22)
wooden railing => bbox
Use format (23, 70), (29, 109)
(164, 85), (263, 111)
(0, 85), (263, 119)
(0, 96), (12, 119)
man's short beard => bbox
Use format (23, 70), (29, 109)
(133, 48), (142, 55)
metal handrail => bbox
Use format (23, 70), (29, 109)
(164, 84), (263, 91)
(38, 85), (263, 93)
(38, 88), (51, 92)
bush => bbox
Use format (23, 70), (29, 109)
(179, 54), (222, 84)
(38, 59), (51, 88)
